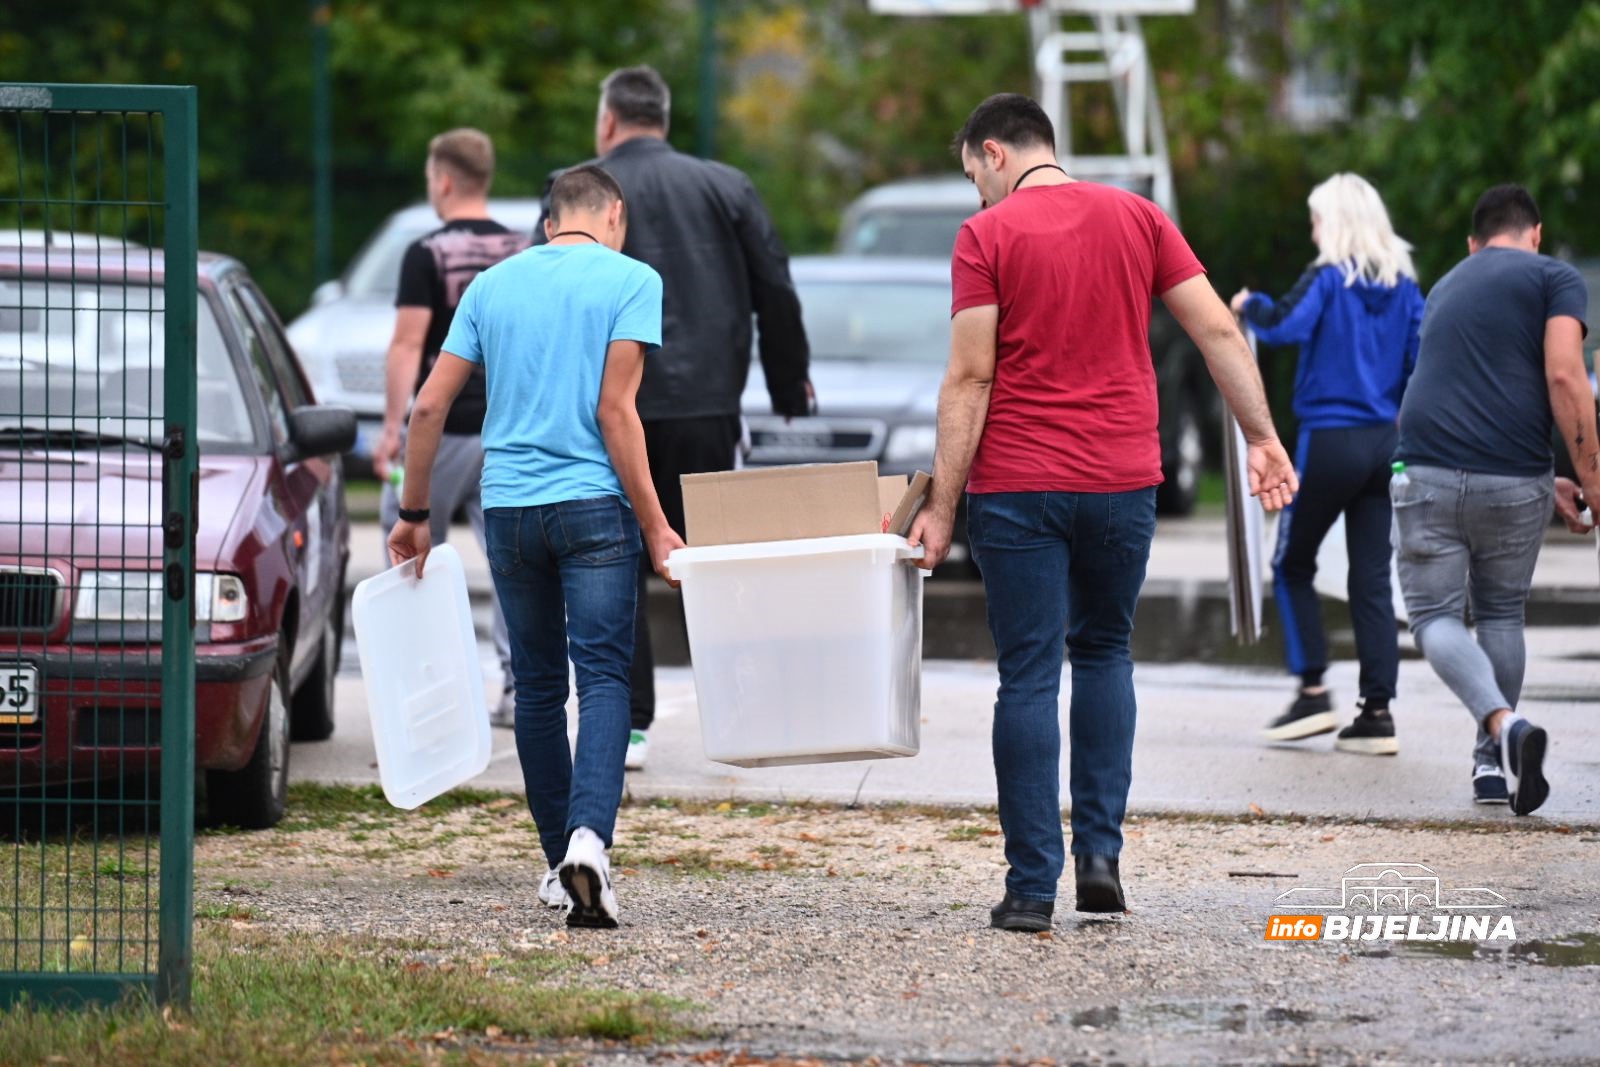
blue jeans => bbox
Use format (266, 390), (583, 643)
(968, 489), (1157, 901)
(483, 497), (641, 868)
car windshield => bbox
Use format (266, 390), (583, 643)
(844, 209), (973, 258)
(342, 220), (435, 299)
(795, 279), (952, 363)
(0, 278), (255, 448)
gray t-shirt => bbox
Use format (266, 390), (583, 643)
(1396, 247), (1588, 477)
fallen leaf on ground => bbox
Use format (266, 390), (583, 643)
(427, 869), (453, 878)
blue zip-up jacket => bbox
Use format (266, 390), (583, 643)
(1242, 263), (1425, 429)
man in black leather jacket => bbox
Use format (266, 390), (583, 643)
(538, 65), (811, 769)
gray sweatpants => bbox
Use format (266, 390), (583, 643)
(380, 431), (512, 680)
(1391, 465), (1553, 767)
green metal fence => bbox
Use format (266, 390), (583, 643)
(0, 84), (198, 1008)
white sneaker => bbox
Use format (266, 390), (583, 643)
(558, 827), (618, 929)
(537, 867), (569, 909)
(625, 730), (648, 770)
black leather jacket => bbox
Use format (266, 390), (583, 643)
(538, 137), (810, 422)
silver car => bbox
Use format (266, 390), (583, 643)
(285, 199), (544, 467)
(742, 255), (962, 561)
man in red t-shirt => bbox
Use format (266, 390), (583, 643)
(908, 94), (1297, 931)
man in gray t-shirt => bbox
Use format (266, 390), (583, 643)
(1393, 184), (1599, 816)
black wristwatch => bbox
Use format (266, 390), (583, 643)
(397, 506), (431, 524)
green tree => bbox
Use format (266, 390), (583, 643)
(1310, 0), (1600, 280)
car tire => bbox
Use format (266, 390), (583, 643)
(1156, 399), (1202, 516)
(208, 651), (290, 830)
(291, 617), (339, 742)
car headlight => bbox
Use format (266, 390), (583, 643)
(198, 573), (249, 623)
(75, 571), (247, 624)
(884, 424), (938, 466)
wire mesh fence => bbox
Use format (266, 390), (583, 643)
(0, 83), (197, 1008)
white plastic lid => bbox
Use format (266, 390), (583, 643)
(350, 544), (491, 809)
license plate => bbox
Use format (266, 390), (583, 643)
(0, 664), (39, 725)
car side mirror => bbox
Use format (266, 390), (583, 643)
(287, 405), (357, 461)
(310, 279), (343, 307)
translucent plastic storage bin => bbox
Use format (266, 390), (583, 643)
(351, 545), (491, 808)
(668, 534), (926, 768)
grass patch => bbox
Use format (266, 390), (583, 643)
(3, 836), (159, 973)
(95, 858), (149, 880)
(0, 927), (684, 1065)
(945, 825), (995, 842)
(345, 477), (382, 522)
(271, 783), (512, 833)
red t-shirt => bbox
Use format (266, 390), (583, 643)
(951, 181), (1205, 494)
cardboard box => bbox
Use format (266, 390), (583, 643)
(682, 462), (930, 547)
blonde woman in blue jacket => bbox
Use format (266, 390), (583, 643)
(1231, 174), (1424, 757)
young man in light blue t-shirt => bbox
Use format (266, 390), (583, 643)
(389, 165), (683, 929)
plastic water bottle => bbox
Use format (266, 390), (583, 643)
(1391, 461), (1408, 489)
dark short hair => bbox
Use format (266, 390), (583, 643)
(601, 66), (671, 131)
(1472, 184), (1541, 241)
(953, 93), (1055, 159)
(428, 128), (494, 193)
(549, 164), (626, 223)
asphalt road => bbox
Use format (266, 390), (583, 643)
(300, 517), (1600, 827)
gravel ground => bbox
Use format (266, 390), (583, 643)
(198, 799), (1600, 1065)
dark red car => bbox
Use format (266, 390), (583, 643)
(0, 245), (354, 828)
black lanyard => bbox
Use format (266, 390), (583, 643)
(1011, 163), (1067, 194)
(550, 230), (600, 243)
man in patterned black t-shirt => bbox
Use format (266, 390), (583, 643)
(375, 128), (529, 726)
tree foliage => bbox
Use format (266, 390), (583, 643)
(3, 0), (1597, 322)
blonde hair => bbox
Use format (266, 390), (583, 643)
(1307, 173), (1415, 288)
(428, 128), (495, 195)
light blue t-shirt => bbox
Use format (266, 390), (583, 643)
(441, 243), (662, 509)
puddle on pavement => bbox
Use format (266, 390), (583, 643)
(1066, 1000), (1328, 1035)
(1400, 932), (1600, 968)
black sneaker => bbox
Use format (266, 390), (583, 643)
(1472, 762), (1509, 805)
(1334, 704), (1398, 756)
(990, 893), (1054, 933)
(1263, 690), (1337, 742)
(1501, 717), (1549, 816)
(1074, 855), (1126, 914)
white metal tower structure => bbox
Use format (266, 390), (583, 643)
(867, 0), (1194, 219)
